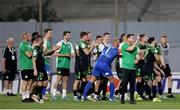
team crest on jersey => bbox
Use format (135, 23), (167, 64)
(58, 70), (61, 74)
(155, 49), (158, 54)
(25, 75), (28, 79)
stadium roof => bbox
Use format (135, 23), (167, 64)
(0, 0), (180, 21)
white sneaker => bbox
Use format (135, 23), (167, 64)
(93, 95), (99, 101)
(134, 92), (138, 100)
(31, 95), (40, 103)
(159, 95), (167, 99)
(114, 95), (119, 100)
(81, 96), (87, 101)
(109, 98), (115, 102)
(87, 95), (94, 101)
(74, 96), (80, 101)
(125, 93), (130, 101)
(136, 95), (143, 101)
(153, 97), (162, 103)
(39, 99), (44, 104)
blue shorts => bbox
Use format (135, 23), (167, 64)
(45, 64), (51, 75)
(92, 62), (113, 78)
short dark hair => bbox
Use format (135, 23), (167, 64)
(44, 28), (52, 35)
(31, 34), (42, 43)
(119, 33), (126, 43)
(148, 37), (155, 44)
(139, 34), (145, 38)
(63, 31), (71, 36)
(80, 31), (88, 38)
(139, 34), (146, 41)
(127, 34), (134, 38)
(32, 32), (39, 38)
(96, 35), (102, 39)
(103, 32), (110, 36)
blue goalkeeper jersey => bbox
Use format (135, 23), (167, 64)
(96, 46), (118, 65)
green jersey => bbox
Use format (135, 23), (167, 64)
(144, 46), (158, 63)
(75, 40), (88, 50)
(137, 43), (147, 50)
(121, 43), (137, 70)
(156, 44), (161, 55)
(43, 39), (52, 65)
(144, 46), (159, 70)
(56, 40), (74, 69)
(75, 39), (91, 70)
(19, 41), (33, 70)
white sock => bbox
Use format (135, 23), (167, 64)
(9, 89), (12, 93)
(8, 89), (12, 94)
(52, 89), (57, 97)
(6, 89), (8, 93)
(125, 93), (130, 101)
(26, 91), (30, 98)
(94, 94), (98, 99)
(22, 92), (26, 100)
(4, 89), (7, 93)
(62, 89), (66, 98)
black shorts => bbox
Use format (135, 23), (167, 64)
(163, 64), (172, 77)
(35, 71), (48, 81)
(87, 65), (93, 76)
(75, 71), (88, 80)
(143, 65), (155, 81)
(74, 62), (90, 80)
(79, 58), (91, 75)
(57, 68), (70, 76)
(4, 71), (16, 81)
(136, 67), (144, 77)
(21, 69), (34, 81)
(136, 60), (145, 77)
(74, 62), (81, 80)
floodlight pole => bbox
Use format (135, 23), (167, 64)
(123, 0), (127, 33)
(114, 0), (119, 37)
(39, 0), (43, 34)
(157, 0), (160, 21)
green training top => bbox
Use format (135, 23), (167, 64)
(121, 43), (137, 70)
(19, 41), (33, 70)
(56, 40), (74, 69)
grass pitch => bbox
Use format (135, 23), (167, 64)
(0, 94), (180, 109)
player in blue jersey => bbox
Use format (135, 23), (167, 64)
(81, 38), (119, 102)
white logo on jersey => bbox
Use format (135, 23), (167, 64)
(105, 72), (109, 75)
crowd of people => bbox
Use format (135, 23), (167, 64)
(1, 28), (175, 104)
